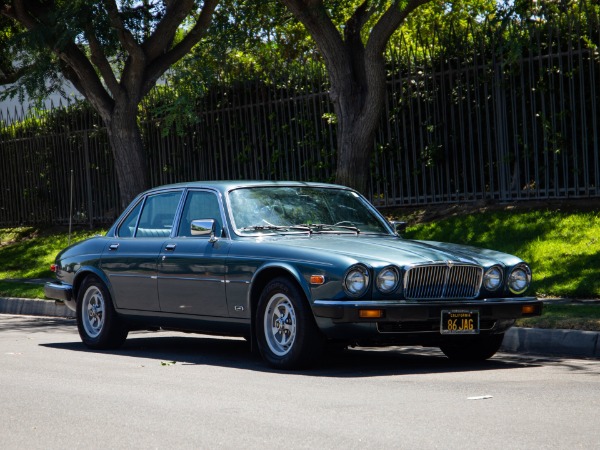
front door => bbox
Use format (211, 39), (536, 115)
(157, 190), (230, 316)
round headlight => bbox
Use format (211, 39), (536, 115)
(508, 264), (532, 294)
(376, 266), (400, 294)
(483, 266), (503, 291)
(343, 265), (370, 297)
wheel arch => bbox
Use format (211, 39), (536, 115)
(248, 263), (313, 350)
(72, 267), (113, 304)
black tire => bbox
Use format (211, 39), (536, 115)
(439, 334), (504, 361)
(76, 275), (128, 349)
(256, 277), (323, 369)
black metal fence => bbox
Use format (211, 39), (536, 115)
(1, 6), (599, 226)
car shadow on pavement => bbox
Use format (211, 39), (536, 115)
(41, 330), (542, 377)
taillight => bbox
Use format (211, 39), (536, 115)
(50, 264), (57, 273)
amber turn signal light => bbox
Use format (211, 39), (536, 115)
(310, 275), (325, 285)
(522, 305), (537, 315)
(359, 309), (383, 318)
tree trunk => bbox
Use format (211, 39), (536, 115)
(334, 112), (376, 194)
(104, 104), (150, 209)
(330, 56), (387, 195)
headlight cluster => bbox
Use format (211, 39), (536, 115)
(376, 266), (400, 294)
(343, 265), (400, 297)
(483, 263), (531, 294)
(483, 266), (503, 291)
(343, 265), (370, 297)
(508, 264), (532, 294)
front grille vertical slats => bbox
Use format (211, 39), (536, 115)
(433, 265), (445, 298)
(404, 263), (483, 300)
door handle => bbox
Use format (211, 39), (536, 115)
(108, 243), (119, 251)
(165, 243), (177, 251)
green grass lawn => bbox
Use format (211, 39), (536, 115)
(0, 226), (104, 299)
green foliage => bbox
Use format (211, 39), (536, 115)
(0, 100), (101, 139)
(0, 227), (105, 280)
(0, 281), (44, 299)
(404, 210), (600, 299)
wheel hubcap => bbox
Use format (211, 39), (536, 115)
(264, 293), (297, 357)
(82, 286), (105, 338)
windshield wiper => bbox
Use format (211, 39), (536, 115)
(239, 225), (311, 234)
(299, 223), (360, 235)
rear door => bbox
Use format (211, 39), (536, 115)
(101, 190), (183, 311)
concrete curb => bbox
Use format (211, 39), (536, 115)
(502, 327), (600, 358)
(1, 297), (599, 359)
(0, 297), (75, 318)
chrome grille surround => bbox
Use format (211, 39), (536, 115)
(403, 263), (483, 300)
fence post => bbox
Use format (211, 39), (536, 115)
(83, 130), (94, 229)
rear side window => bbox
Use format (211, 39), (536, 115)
(117, 201), (143, 237)
(118, 191), (183, 238)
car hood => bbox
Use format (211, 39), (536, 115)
(260, 235), (522, 268)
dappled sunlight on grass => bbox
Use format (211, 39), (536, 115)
(405, 210), (600, 298)
(0, 227), (106, 280)
(0, 281), (44, 298)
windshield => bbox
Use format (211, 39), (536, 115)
(228, 186), (391, 235)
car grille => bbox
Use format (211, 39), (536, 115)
(404, 263), (483, 300)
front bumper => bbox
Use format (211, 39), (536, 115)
(312, 296), (542, 323)
(312, 297), (542, 343)
(44, 282), (76, 311)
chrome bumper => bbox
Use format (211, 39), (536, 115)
(44, 282), (76, 311)
(312, 297), (542, 322)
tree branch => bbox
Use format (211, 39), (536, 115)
(279, 0), (350, 95)
(54, 42), (114, 116)
(344, 0), (373, 45)
(367, 0), (431, 56)
(105, 0), (144, 59)
(142, 0), (195, 61)
(4, 0), (114, 117)
(142, 0), (218, 97)
(84, 26), (122, 100)
(0, 64), (29, 85)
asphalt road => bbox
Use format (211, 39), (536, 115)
(1, 314), (599, 449)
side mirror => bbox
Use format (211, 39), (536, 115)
(391, 221), (407, 235)
(191, 219), (218, 242)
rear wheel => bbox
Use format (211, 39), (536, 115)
(77, 276), (128, 349)
(256, 277), (323, 369)
(439, 334), (504, 361)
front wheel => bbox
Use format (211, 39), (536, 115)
(256, 277), (323, 369)
(77, 276), (128, 349)
(439, 334), (504, 361)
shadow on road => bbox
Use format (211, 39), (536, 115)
(41, 330), (543, 377)
(6, 315), (587, 376)
(0, 314), (75, 333)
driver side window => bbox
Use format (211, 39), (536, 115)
(178, 191), (223, 237)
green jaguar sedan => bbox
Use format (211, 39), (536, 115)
(45, 181), (542, 369)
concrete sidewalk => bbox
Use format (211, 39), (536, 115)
(1, 296), (599, 359)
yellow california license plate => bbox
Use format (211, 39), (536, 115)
(441, 310), (479, 334)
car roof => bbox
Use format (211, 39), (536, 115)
(145, 180), (351, 196)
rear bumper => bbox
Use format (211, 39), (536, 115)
(44, 282), (76, 312)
